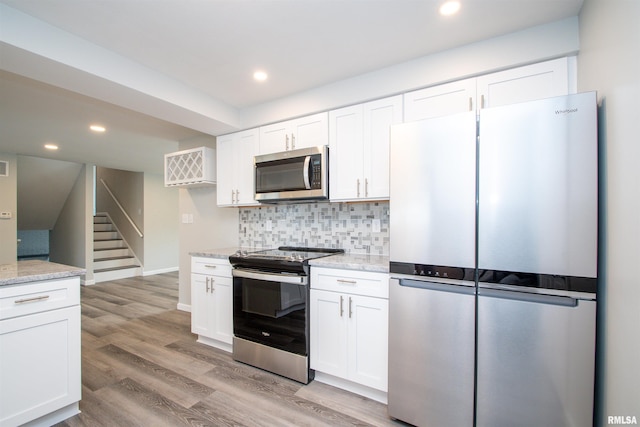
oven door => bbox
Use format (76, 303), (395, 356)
(232, 268), (309, 356)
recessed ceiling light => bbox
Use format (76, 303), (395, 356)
(44, 143), (59, 150)
(439, 1), (461, 16)
(90, 124), (106, 132)
(253, 70), (268, 82)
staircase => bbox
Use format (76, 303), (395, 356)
(93, 213), (141, 283)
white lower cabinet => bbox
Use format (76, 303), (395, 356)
(0, 277), (81, 427)
(310, 267), (389, 399)
(191, 257), (233, 352)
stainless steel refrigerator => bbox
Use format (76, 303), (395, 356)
(388, 92), (598, 427)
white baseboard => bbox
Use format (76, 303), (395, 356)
(313, 372), (388, 404)
(81, 278), (96, 286)
(143, 266), (179, 276)
(177, 302), (191, 312)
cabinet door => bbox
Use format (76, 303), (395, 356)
(217, 129), (259, 206)
(210, 275), (233, 344)
(259, 121), (291, 154)
(348, 295), (389, 391)
(477, 57), (569, 108)
(216, 135), (235, 206)
(235, 129), (259, 205)
(191, 273), (211, 336)
(310, 289), (348, 378)
(329, 105), (364, 201)
(404, 78), (476, 121)
(362, 95), (402, 200)
(0, 306), (81, 427)
(291, 112), (329, 150)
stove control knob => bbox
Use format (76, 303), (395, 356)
(235, 250), (248, 257)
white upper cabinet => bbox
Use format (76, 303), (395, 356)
(476, 57), (570, 108)
(404, 78), (477, 122)
(404, 57), (570, 121)
(330, 95), (402, 202)
(259, 112), (329, 154)
(216, 128), (259, 207)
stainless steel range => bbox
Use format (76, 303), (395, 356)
(229, 246), (343, 383)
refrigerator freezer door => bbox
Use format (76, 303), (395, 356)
(389, 112), (477, 268)
(388, 278), (475, 426)
(476, 288), (596, 427)
(477, 92), (598, 278)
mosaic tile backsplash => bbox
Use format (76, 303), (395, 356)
(238, 202), (389, 255)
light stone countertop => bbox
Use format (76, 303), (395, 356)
(189, 247), (256, 260)
(0, 260), (85, 286)
(309, 253), (389, 273)
(190, 247), (389, 273)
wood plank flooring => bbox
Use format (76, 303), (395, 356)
(56, 272), (404, 427)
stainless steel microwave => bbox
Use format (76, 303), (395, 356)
(254, 145), (328, 203)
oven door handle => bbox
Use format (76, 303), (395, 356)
(232, 268), (307, 285)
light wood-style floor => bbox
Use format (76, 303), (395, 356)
(56, 272), (404, 427)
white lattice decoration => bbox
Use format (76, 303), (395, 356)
(164, 147), (216, 187)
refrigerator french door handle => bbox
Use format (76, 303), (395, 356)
(478, 286), (578, 307)
(399, 278), (475, 295)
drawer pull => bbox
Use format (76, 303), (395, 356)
(337, 279), (357, 285)
(204, 265), (217, 269)
(14, 295), (50, 304)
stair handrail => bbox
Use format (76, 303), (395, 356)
(99, 178), (143, 238)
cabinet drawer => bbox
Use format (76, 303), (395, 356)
(311, 267), (389, 299)
(191, 257), (232, 277)
(0, 277), (80, 320)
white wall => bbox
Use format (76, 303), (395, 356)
(578, 0), (640, 422)
(0, 153), (17, 263)
(177, 136), (239, 310)
(241, 17), (580, 128)
(49, 164), (92, 280)
(96, 167), (144, 260)
(143, 172), (179, 275)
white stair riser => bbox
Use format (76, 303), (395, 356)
(94, 240), (125, 250)
(93, 224), (114, 232)
(94, 231), (119, 240)
(94, 248), (130, 259)
(94, 258), (138, 270)
(94, 267), (142, 283)
(93, 216), (109, 224)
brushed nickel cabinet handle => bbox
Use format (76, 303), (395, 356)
(14, 295), (50, 304)
(337, 279), (357, 285)
(349, 297), (353, 318)
(286, 134), (289, 151)
(357, 179), (360, 198)
(365, 178), (369, 197)
(340, 295), (344, 317)
(291, 134), (295, 149)
(204, 265), (217, 269)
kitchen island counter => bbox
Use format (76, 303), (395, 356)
(0, 259), (85, 286)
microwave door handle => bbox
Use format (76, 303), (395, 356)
(303, 155), (312, 189)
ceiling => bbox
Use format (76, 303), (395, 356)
(0, 0), (584, 174)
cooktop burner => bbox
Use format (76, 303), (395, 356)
(229, 246), (344, 271)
